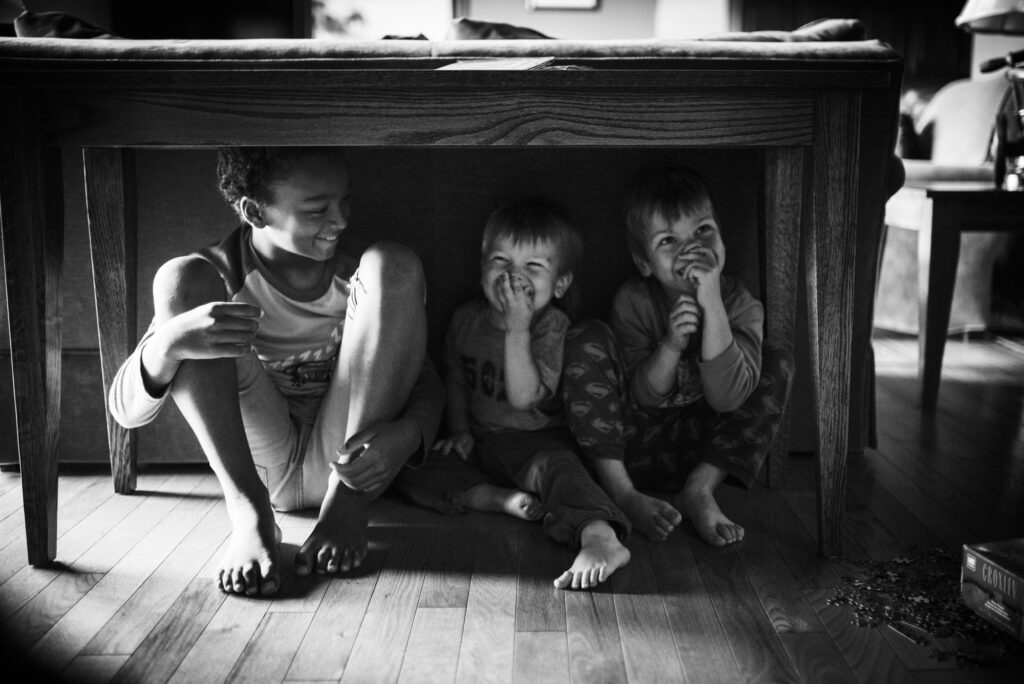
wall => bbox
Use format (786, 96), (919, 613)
(466, 0), (729, 40)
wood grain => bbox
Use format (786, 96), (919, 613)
(806, 91), (862, 557)
(341, 528), (430, 683)
(565, 589), (628, 684)
(515, 525), (569, 632)
(226, 611), (313, 684)
(45, 88), (814, 149)
(691, 541), (800, 683)
(778, 632), (859, 684)
(83, 148), (138, 494)
(762, 146), (803, 489)
(612, 538), (686, 683)
(0, 92), (59, 566)
(457, 529), (518, 684)
(650, 535), (743, 684)
(398, 607), (466, 684)
(285, 536), (390, 681)
(110, 578), (226, 684)
(514, 631), (570, 684)
(82, 478), (228, 655)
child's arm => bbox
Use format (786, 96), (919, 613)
(635, 293), (700, 399)
(685, 242), (732, 363)
(698, 286), (763, 412)
(497, 273), (554, 410)
(684, 242), (762, 412)
(109, 256), (262, 429)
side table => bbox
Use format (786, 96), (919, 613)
(884, 180), (1024, 410)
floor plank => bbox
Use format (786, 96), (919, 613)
(167, 587), (270, 684)
(779, 631), (860, 684)
(651, 534), (744, 684)
(456, 529), (518, 684)
(612, 537), (687, 683)
(691, 540), (801, 683)
(564, 589), (628, 684)
(514, 631), (570, 684)
(285, 533), (390, 681)
(226, 610), (313, 684)
(341, 528), (429, 683)
(397, 606), (465, 684)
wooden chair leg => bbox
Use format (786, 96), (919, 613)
(916, 202), (959, 412)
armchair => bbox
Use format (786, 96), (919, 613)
(876, 75), (1013, 337)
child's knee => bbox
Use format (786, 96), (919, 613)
(357, 241), (426, 300)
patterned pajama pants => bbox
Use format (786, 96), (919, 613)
(562, 320), (795, 492)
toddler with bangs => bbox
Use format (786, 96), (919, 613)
(430, 197), (632, 590)
(562, 166), (795, 547)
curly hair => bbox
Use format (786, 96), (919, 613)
(215, 147), (337, 220)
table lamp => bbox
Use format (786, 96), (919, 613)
(956, 0), (1024, 189)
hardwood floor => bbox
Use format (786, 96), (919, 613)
(1, 331), (1023, 683)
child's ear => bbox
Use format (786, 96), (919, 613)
(554, 273), (573, 299)
(239, 197), (267, 228)
(631, 253), (653, 278)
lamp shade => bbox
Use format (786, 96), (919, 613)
(956, 0), (1024, 33)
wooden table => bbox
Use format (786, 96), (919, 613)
(884, 181), (1024, 410)
(0, 38), (902, 561)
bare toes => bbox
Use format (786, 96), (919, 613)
(553, 570), (573, 589)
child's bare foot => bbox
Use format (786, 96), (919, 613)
(553, 520), (630, 590)
(295, 483), (368, 575)
(218, 506), (283, 597)
(676, 483), (744, 547)
(615, 489), (682, 541)
(458, 483), (543, 521)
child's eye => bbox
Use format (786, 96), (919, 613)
(307, 207), (327, 216)
(657, 236), (675, 247)
(696, 224), (715, 235)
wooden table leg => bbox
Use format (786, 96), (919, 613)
(84, 149), (138, 494)
(762, 147), (803, 489)
(916, 199), (959, 412)
(0, 94), (63, 566)
(807, 93), (861, 557)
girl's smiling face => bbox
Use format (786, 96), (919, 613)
(633, 202), (725, 299)
(248, 150), (351, 263)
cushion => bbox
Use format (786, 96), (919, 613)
(14, 10), (118, 39)
(696, 17), (864, 42)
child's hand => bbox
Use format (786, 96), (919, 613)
(680, 242), (724, 310)
(156, 301), (263, 361)
(333, 417), (420, 494)
(432, 431), (475, 462)
(495, 272), (534, 333)
(665, 293), (700, 352)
